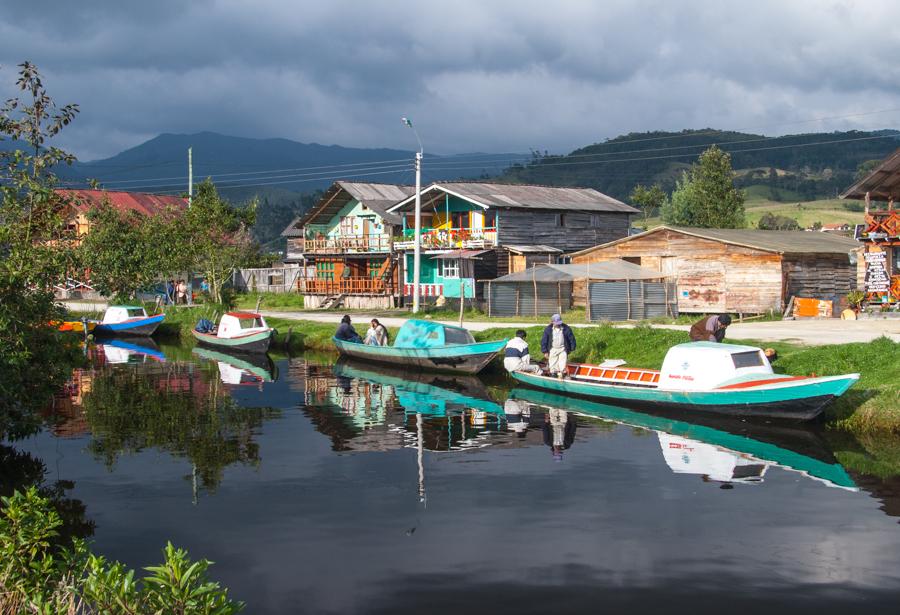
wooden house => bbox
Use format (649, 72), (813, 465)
(385, 182), (637, 300)
(571, 226), (863, 314)
(55, 189), (188, 243)
(840, 148), (900, 303)
(281, 181), (414, 308)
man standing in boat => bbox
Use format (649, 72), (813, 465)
(541, 314), (576, 379)
(503, 329), (541, 374)
(689, 314), (731, 343)
(335, 315), (363, 343)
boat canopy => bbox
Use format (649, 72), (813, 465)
(218, 312), (269, 337)
(393, 320), (476, 349)
(102, 305), (148, 323)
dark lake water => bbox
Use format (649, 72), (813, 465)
(6, 340), (900, 614)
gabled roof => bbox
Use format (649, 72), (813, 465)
(56, 189), (187, 216)
(841, 147), (900, 200)
(571, 225), (862, 257)
(282, 181), (414, 236)
(387, 182), (638, 214)
(491, 261), (668, 283)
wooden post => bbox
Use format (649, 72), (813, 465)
(515, 285), (520, 317)
(865, 191), (871, 215)
(254, 296), (262, 313)
(557, 282), (562, 315)
(458, 280), (466, 328)
(626, 278), (631, 320)
(532, 267), (538, 318)
(487, 281), (492, 317)
(585, 280), (591, 321)
(285, 326), (293, 346)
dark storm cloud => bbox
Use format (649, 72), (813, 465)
(2, 0), (900, 160)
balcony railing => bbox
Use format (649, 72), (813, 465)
(287, 235), (392, 257)
(393, 227), (498, 250)
(861, 210), (900, 240)
(298, 277), (388, 295)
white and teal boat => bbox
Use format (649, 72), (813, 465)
(333, 320), (507, 374)
(191, 312), (274, 353)
(510, 342), (859, 421)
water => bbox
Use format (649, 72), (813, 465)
(6, 340), (900, 613)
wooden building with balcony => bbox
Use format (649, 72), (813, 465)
(282, 181), (415, 308)
(386, 182), (637, 300)
(841, 148), (900, 304)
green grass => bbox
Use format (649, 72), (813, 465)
(233, 291), (304, 311)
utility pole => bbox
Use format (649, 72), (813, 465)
(402, 117), (423, 314)
(188, 147), (193, 207)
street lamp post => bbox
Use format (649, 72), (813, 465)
(402, 117), (423, 314)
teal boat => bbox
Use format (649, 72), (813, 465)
(511, 342), (859, 420)
(333, 359), (504, 416)
(510, 388), (856, 490)
(333, 320), (507, 374)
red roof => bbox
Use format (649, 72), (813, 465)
(56, 189), (188, 217)
(226, 312), (261, 318)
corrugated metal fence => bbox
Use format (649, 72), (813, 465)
(487, 281), (573, 317)
(587, 280), (677, 321)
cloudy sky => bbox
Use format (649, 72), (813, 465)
(2, 0), (900, 161)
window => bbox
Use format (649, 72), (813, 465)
(732, 351), (764, 369)
(451, 211), (468, 229)
(444, 327), (475, 345)
(590, 213), (601, 227)
(555, 213), (566, 227)
(893, 247), (900, 275)
(239, 317), (263, 329)
(316, 261), (335, 281)
(484, 211), (496, 229)
(340, 216), (355, 235)
(126, 308), (146, 318)
(367, 258), (384, 278)
(437, 258), (459, 279)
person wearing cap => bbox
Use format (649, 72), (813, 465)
(541, 313), (576, 378)
(689, 314), (732, 343)
(503, 329), (541, 374)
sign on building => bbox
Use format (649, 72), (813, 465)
(864, 250), (890, 293)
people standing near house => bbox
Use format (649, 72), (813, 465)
(165, 279), (175, 305)
(541, 314), (576, 379)
(335, 315), (362, 343)
(689, 314), (732, 343)
(503, 329), (541, 374)
(364, 319), (389, 346)
(176, 279), (187, 305)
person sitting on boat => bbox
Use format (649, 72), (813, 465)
(364, 319), (389, 346)
(503, 329), (541, 374)
(335, 315), (362, 343)
(541, 314), (576, 379)
(689, 314), (731, 343)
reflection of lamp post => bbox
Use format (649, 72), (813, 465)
(402, 117), (423, 313)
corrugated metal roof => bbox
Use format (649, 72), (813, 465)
(491, 261), (668, 283)
(506, 245), (564, 254)
(388, 182), (639, 214)
(841, 147), (900, 200)
(282, 181), (414, 236)
(571, 225), (862, 256)
(57, 189), (187, 217)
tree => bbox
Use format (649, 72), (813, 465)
(629, 183), (667, 229)
(757, 212), (800, 231)
(0, 62), (82, 436)
(77, 204), (164, 299)
(660, 145), (745, 228)
(183, 179), (259, 303)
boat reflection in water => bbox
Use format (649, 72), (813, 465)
(192, 346), (277, 387)
(96, 339), (166, 364)
(510, 388), (857, 491)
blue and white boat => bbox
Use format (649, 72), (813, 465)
(333, 319), (507, 374)
(93, 305), (165, 337)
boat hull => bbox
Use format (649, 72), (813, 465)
(191, 328), (273, 353)
(56, 320), (96, 334)
(93, 314), (164, 337)
(333, 337), (505, 374)
(510, 370), (859, 421)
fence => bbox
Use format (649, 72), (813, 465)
(232, 267), (303, 294)
(299, 277), (387, 295)
(486, 281), (574, 317)
(587, 280), (677, 321)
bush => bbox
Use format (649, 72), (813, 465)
(0, 488), (243, 614)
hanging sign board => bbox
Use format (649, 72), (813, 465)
(864, 250), (890, 293)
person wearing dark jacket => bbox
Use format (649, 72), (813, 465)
(335, 315), (362, 343)
(689, 314), (731, 343)
(540, 314), (576, 378)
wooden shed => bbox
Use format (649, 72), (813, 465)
(570, 226), (864, 314)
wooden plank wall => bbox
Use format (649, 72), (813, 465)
(497, 209), (631, 252)
(782, 254), (856, 300)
